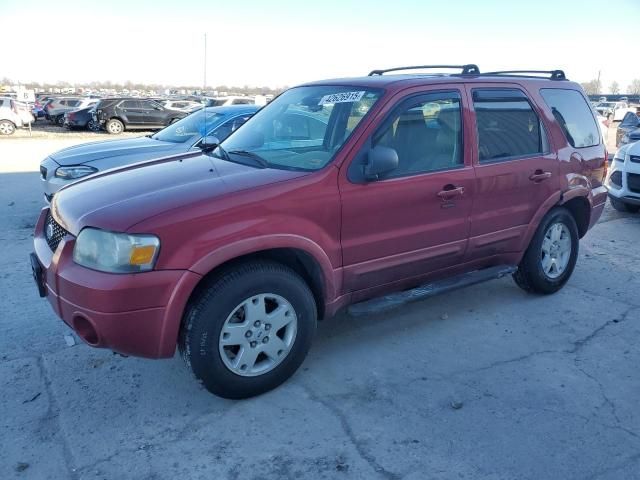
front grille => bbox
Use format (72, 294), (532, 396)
(628, 173), (640, 194)
(44, 212), (69, 252)
(630, 155), (640, 164)
(40, 165), (47, 180)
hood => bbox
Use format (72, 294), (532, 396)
(51, 152), (308, 235)
(50, 136), (178, 166)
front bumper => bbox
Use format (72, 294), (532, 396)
(605, 156), (640, 201)
(32, 208), (202, 358)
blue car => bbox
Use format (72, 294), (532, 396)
(40, 105), (259, 202)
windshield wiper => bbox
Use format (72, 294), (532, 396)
(227, 150), (269, 169)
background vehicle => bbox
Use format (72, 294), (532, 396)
(616, 111), (640, 147)
(194, 96), (256, 110)
(594, 101), (635, 121)
(64, 105), (99, 131)
(162, 100), (201, 112)
(94, 98), (188, 134)
(0, 97), (24, 135)
(40, 105), (258, 200)
(606, 142), (640, 212)
(46, 97), (98, 125)
(32, 67), (607, 399)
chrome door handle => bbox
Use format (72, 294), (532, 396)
(529, 171), (552, 182)
(437, 185), (465, 199)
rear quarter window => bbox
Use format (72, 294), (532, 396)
(540, 89), (600, 148)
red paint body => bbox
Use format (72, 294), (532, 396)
(33, 75), (607, 358)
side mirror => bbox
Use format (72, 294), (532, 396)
(364, 145), (398, 181)
(199, 135), (220, 152)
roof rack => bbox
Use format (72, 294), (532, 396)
(482, 70), (567, 80)
(368, 64), (480, 76)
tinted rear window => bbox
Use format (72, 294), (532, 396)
(540, 89), (600, 148)
(473, 89), (546, 162)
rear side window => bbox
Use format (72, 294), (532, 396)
(540, 89), (600, 148)
(473, 89), (546, 163)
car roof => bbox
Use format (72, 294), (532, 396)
(300, 73), (581, 92)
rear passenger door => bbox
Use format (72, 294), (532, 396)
(340, 90), (475, 293)
(118, 100), (146, 126)
(465, 85), (559, 259)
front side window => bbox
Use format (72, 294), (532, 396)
(473, 89), (546, 162)
(540, 88), (600, 148)
(218, 86), (383, 171)
(372, 93), (463, 177)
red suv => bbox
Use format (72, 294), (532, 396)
(31, 65), (607, 398)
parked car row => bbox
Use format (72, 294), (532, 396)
(0, 93), (261, 135)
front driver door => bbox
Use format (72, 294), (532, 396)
(339, 90), (474, 293)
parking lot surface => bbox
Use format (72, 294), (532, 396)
(1, 132), (638, 480)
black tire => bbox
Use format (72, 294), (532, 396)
(56, 115), (65, 126)
(0, 120), (16, 135)
(106, 118), (124, 134)
(513, 207), (579, 294)
(179, 261), (317, 399)
(609, 195), (640, 213)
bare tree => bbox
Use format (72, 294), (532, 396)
(609, 81), (620, 95)
(581, 79), (602, 95)
(629, 79), (640, 95)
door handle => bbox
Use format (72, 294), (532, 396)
(529, 170), (552, 182)
(437, 185), (465, 199)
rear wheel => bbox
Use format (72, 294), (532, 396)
(56, 115), (65, 126)
(513, 207), (579, 294)
(609, 195), (640, 213)
(0, 120), (15, 135)
(106, 118), (124, 134)
(179, 261), (317, 399)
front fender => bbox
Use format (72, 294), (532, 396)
(189, 233), (341, 302)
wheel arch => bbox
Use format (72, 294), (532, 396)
(186, 240), (338, 322)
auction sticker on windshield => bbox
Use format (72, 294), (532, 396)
(319, 91), (365, 105)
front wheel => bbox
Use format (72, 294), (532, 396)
(609, 195), (640, 213)
(513, 207), (579, 294)
(0, 120), (16, 135)
(179, 261), (317, 399)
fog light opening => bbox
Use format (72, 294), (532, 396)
(73, 315), (99, 345)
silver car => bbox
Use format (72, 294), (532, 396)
(40, 105), (258, 202)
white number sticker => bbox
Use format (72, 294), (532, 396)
(318, 91), (365, 105)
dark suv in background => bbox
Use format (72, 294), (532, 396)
(95, 98), (187, 134)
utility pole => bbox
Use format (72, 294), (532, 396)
(204, 33), (207, 95)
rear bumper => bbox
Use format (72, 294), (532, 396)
(32, 208), (202, 358)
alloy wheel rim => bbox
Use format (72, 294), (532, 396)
(110, 123), (121, 133)
(0, 122), (13, 134)
(218, 293), (297, 377)
(541, 222), (571, 279)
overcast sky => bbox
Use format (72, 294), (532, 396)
(2, 0), (637, 90)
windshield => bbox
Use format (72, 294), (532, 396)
(217, 85), (383, 171)
(151, 109), (224, 143)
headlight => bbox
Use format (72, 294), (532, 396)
(55, 165), (98, 179)
(622, 134), (630, 144)
(613, 152), (625, 163)
(73, 228), (160, 273)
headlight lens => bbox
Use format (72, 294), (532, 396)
(55, 165), (98, 179)
(622, 134), (630, 144)
(73, 228), (160, 273)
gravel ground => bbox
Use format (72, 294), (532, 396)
(0, 125), (638, 480)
